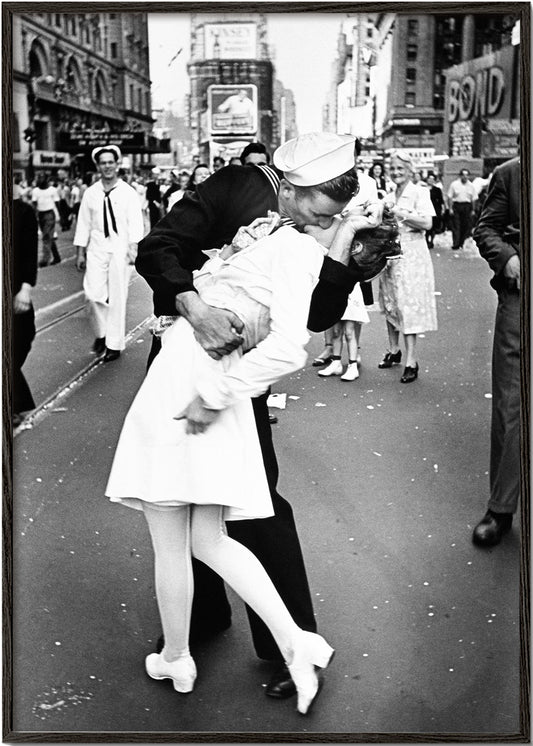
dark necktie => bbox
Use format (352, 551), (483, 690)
(103, 187), (118, 238)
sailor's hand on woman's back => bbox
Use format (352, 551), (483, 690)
(175, 292), (244, 360)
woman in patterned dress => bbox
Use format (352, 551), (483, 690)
(377, 152), (438, 383)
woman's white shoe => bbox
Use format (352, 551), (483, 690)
(145, 652), (197, 693)
(286, 632), (335, 714)
(318, 360), (343, 377)
(340, 362), (360, 381)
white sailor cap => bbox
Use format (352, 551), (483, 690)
(91, 145), (122, 165)
(151, 166), (162, 175)
(273, 133), (357, 187)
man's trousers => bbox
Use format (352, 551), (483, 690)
(84, 249), (133, 351)
(13, 307), (36, 414)
(488, 285), (520, 515)
(451, 202), (473, 249)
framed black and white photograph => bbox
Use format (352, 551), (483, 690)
(3, 2), (530, 742)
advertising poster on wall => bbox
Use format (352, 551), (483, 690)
(204, 22), (257, 59)
(208, 84), (258, 135)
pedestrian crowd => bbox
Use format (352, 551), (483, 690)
(11, 130), (521, 716)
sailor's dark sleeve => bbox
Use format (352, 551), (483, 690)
(135, 173), (228, 314)
(307, 257), (357, 332)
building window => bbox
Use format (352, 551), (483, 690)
(406, 68), (416, 84)
(110, 42), (117, 58)
(405, 91), (416, 106)
(444, 18), (456, 33)
(407, 19), (419, 36)
(366, 26), (373, 38)
(70, 16), (77, 35)
(129, 84), (134, 109)
(433, 92), (444, 110)
(55, 14), (61, 26)
(138, 88), (143, 113)
(407, 43), (417, 61)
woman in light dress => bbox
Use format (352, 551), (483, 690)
(377, 152), (438, 383)
(106, 207), (373, 713)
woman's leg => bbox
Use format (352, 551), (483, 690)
(343, 321), (360, 362)
(191, 505), (299, 661)
(404, 333), (417, 368)
(143, 504), (193, 661)
(191, 504), (334, 713)
(312, 327), (334, 364)
(318, 322), (343, 376)
(386, 320), (400, 353)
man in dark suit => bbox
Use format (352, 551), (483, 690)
(145, 168), (163, 229)
(136, 132), (383, 697)
(472, 155), (521, 546)
(13, 190), (39, 426)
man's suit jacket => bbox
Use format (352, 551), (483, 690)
(473, 156), (520, 290)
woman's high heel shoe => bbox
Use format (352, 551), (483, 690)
(286, 631), (335, 714)
(400, 362), (419, 383)
(378, 350), (401, 368)
(145, 652), (197, 693)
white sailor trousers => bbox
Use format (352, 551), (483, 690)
(83, 247), (133, 351)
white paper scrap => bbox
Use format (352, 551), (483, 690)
(267, 393), (287, 409)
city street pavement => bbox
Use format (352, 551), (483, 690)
(10, 234), (524, 740)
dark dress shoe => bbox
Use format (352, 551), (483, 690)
(378, 350), (402, 368)
(92, 337), (106, 355)
(269, 413), (278, 425)
(104, 348), (121, 363)
(472, 510), (512, 547)
(265, 664), (297, 699)
(400, 363), (419, 383)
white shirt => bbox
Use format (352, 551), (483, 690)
(447, 179), (477, 204)
(74, 179), (144, 253)
(183, 226), (326, 410)
(31, 186), (59, 212)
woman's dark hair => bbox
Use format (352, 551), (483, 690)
(368, 163), (386, 190)
(294, 167), (359, 204)
(186, 163), (210, 191)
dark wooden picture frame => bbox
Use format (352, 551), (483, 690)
(3, 1), (530, 742)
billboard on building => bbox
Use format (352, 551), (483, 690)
(204, 22), (257, 59)
(208, 85), (258, 135)
(444, 45), (520, 159)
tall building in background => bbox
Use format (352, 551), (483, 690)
(325, 11), (520, 178)
(187, 12), (295, 164)
(13, 11), (168, 179)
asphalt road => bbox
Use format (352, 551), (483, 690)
(9, 229), (525, 741)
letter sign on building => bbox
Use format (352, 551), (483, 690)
(445, 45), (515, 125)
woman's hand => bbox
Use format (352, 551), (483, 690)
(174, 394), (221, 434)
